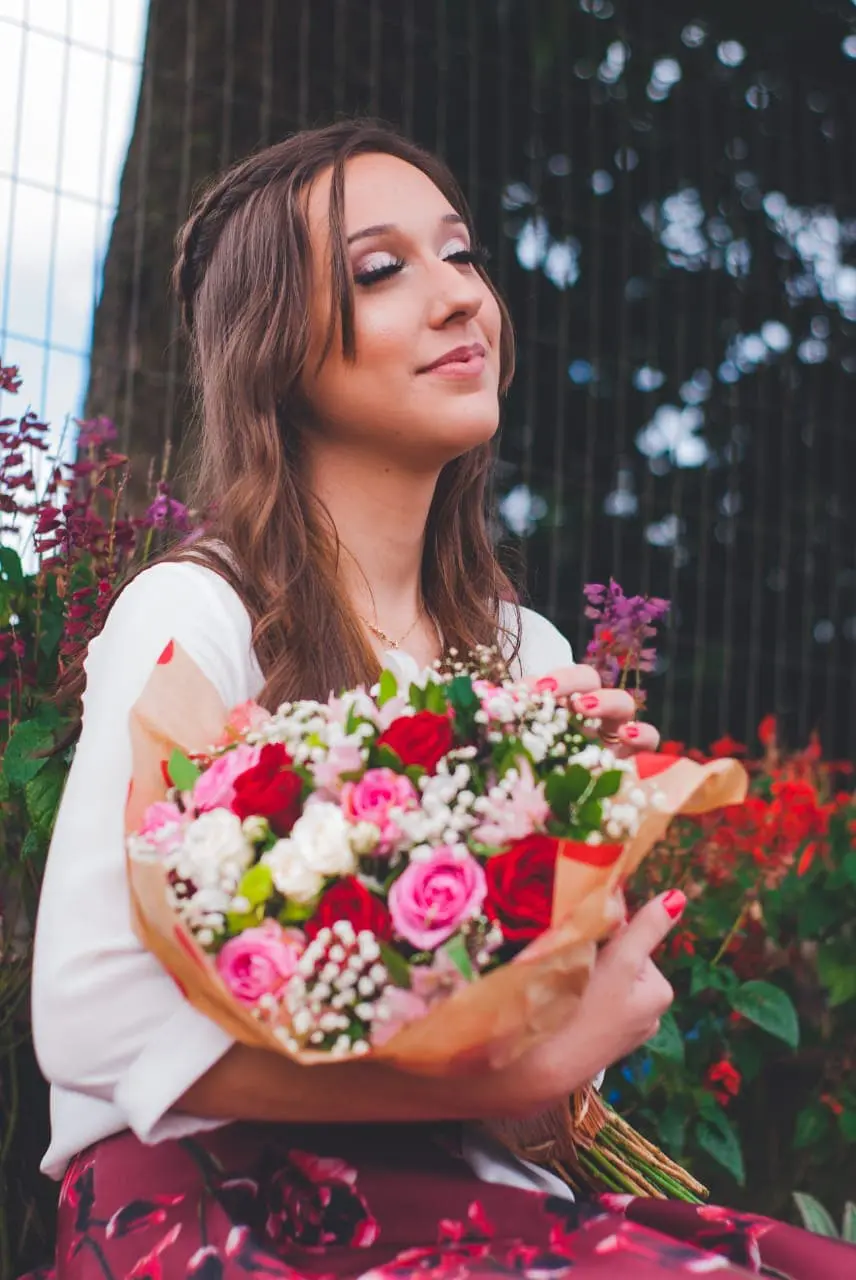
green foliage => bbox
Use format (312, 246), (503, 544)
(605, 728), (856, 1220)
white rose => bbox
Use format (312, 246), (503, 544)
(262, 840), (323, 903)
(289, 802), (356, 877)
(176, 810), (254, 890)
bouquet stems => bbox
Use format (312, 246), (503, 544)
(491, 1086), (708, 1204)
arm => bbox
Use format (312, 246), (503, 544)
(178, 894), (682, 1124)
(32, 563), (256, 1143)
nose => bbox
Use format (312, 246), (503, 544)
(427, 258), (484, 330)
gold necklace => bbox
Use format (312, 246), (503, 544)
(359, 609), (425, 651)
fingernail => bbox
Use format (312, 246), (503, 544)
(577, 694), (600, 713)
(535, 676), (558, 694)
(663, 890), (686, 919)
(623, 723), (640, 739)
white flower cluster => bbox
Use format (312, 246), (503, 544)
(395, 760), (478, 857)
(480, 687), (579, 765)
(163, 810), (254, 943)
(261, 801), (358, 904)
(250, 692), (374, 768)
(280, 921), (389, 1056)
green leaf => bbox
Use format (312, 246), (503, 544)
(377, 669), (398, 707)
(408, 682), (427, 711)
(646, 1010), (685, 1063)
(656, 1101), (688, 1155)
(576, 798), (604, 831)
(590, 769), (623, 800)
(839, 1110), (856, 1143)
(842, 1202), (856, 1244)
(167, 749), (201, 791)
(20, 829), (43, 863)
(424, 682), (448, 715)
(792, 1193), (839, 1239)
(226, 903), (264, 932)
(24, 758), (66, 838)
(696, 1112), (745, 1185)
(0, 545), (24, 584)
(2, 712), (61, 787)
(447, 675), (478, 715)
(238, 863), (274, 907)
(441, 934), (474, 982)
(379, 942), (412, 989)
(729, 980), (799, 1048)
(278, 897), (317, 924)
(817, 943), (856, 1008)
(375, 744), (405, 773)
(794, 1103), (830, 1150)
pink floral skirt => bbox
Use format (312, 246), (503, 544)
(27, 1122), (856, 1279)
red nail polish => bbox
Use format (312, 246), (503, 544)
(578, 694), (600, 713)
(663, 890), (686, 919)
(623, 723), (640, 739)
(535, 676), (558, 694)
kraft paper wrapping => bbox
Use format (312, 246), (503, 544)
(125, 641), (748, 1078)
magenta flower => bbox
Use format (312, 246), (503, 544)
(340, 767), (418, 852)
(144, 482), (191, 531)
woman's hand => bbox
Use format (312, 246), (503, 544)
(527, 664), (660, 757)
(484, 890), (683, 1117)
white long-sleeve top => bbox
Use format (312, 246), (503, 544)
(32, 561), (575, 1184)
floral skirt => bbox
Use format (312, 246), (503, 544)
(25, 1122), (856, 1280)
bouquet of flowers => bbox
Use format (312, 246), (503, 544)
(125, 593), (746, 1198)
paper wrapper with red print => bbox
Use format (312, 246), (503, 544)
(125, 640), (747, 1080)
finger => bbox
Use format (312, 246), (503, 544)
(526, 665), (602, 699)
(602, 890), (686, 969)
(570, 688), (638, 728)
(614, 721), (660, 756)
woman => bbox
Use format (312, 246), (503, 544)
(30, 121), (853, 1279)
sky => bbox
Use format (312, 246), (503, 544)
(0, 0), (148, 445)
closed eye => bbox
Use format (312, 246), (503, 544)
(354, 244), (491, 287)
(442, 246), (491, 269)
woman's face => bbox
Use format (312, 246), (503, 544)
(302, 153), (504, 470)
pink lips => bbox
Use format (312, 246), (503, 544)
(419, 342), (487, 379)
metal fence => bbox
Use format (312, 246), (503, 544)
(3, 0), (856, 756)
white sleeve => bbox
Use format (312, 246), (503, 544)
(514, 604), (575, 676)
(31, 562), (259, 1144)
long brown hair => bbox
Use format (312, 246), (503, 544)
(169, 119), (519, 709)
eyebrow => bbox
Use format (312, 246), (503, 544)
(346, 212), (467, 246)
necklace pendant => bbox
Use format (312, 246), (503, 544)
(388, 639), (399, 650)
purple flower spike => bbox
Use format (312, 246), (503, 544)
(144, 482), (191, 532)
(583, 579), (670, 706)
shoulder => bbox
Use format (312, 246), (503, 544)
(499, 601), (574, 678)
(84, 560), (260, 710)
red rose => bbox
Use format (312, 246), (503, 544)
(484, 834), (559, 943)
(232, 742), (303, 835)
(305, 877), (392, 941)
(376, 710), (454, 774)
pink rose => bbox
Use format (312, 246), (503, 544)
(192, 743), (262, 813)
(340, 768), (418, 853)
(388, 847), (487, 950)
(215, 920), (303, 1005)
(138, 801), (187, 853)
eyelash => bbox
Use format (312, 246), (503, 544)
(354, 245), (491, 287)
